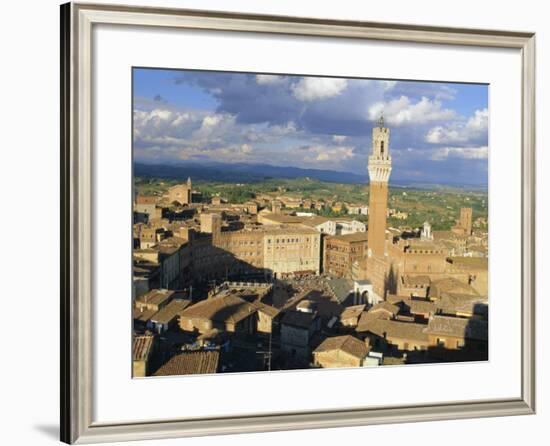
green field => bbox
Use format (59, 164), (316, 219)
(134, 176), (488, 231)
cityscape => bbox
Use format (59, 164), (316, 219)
(132, 69), (489, 377)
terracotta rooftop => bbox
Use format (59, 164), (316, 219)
(436, 293), (488, 316)
(153, 351), (220, 376)
(429, 277), (479, 298)
(326, 232), (369, 243)
(447, 256), (488, 270)
(281, 310), (318, 329)
(150, 299), (192, 324)
(136, 195), (158, 205)
(399, 298), (437, 315)
(181, 294), (257, 324)
(426, 315), (488, 341)
(340, 304), (366, 320)
(369, 301), (400, 316)
(133, 307), (157, 323)
(401, 275), (431, 287)
(362, 319), (430, 343)
(356, 310), (392, 332)
(314, 335), (369, 359)
(136, 289), (174, 307)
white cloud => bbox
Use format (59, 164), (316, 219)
(332, 135), (347, 143)
(299, 144), (356, 164)
(256, 74), (286, 85)
(368, 96), (456, 125)
(467, 108), (489, 131)
(240, 143), (253, 153)
(425, 108), (488, 144)
(431, 146), (488, 161)
(379, 80), (397, 90)
(292, 77), (348, 101)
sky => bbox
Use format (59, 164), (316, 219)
(133, 68), (488, 185)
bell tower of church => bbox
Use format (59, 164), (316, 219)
(367, 114), (392, 258)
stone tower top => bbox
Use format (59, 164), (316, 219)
(378, 113), (384, 129)
(368, 116), (392, 183)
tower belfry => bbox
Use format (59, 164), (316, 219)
(367, 114), (392, 258)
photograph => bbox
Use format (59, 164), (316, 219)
(131, 68), (489, 377)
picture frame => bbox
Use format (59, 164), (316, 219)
(60, 2), (536, 444)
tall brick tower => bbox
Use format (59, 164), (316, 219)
(459, 207), (473, 235)
(367, 114), (392, 258)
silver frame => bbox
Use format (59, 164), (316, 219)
(60, 2), (536, 444)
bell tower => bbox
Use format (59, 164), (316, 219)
(367, 114), (392, 258)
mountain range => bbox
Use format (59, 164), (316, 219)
(134, 162), (487, 191)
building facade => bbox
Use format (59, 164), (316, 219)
(323, 232), (369, 278)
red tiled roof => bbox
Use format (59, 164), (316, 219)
(153, 351), (220, 376)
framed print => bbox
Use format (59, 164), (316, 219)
(60, 2), (536, 444)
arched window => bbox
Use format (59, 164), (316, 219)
(380, 140), (385, 155)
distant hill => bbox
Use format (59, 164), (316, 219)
(134, 162), (487, 192)
(134, 162), (366, 184)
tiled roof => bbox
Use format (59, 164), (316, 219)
(426, 315), (488, 341)
(399, 298), (437, 315)
(436, 293), (488, 316)
(429, 277), (479, 298)
(253, 301), (281, 318)
(136, 196), (158, 205)
(150, 299), (191, 324)
(362, 319), (430, 343)
(339, 304), (366, 320)
(133, 307), (157, 323)
(401, 275), (431, 287)
(136, 289), (174, 307)
(281, 310), (317, 329)
(448, 257), (488, 270)
(153, 351), (220, 376)
(133, 335), (154, 361)
(326, 278), (354, 303)
(356, 310), (388, 332)
(314, 335), (369, 359)
(181, 294), (257, 324)
(326, 232), (369, 243)
(369, 301), (400, 316)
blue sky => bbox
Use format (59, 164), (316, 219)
(133, 68), (488, 185)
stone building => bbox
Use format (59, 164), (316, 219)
(254, 301), (281, 334)
(313, 335), (369, 368)
(166, 177), (193, 205)
(263, 225), (321, 278)
(425, 315), (488, 351)
(133, 237), (190, 289)
(179, 294), (258, 334)
(135, 195), (158, 217)
(148, 299), (191, 333)
(452, 207), (473, 235)
(388, 239), (448, 276)
(323, 232), (369, 278)
(358, 318), (431, 352)
(139, 226), (166, 249)
(135, 288), (176, 312)
(200, 212), (222, 236)
(280, 310), (321, 364)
